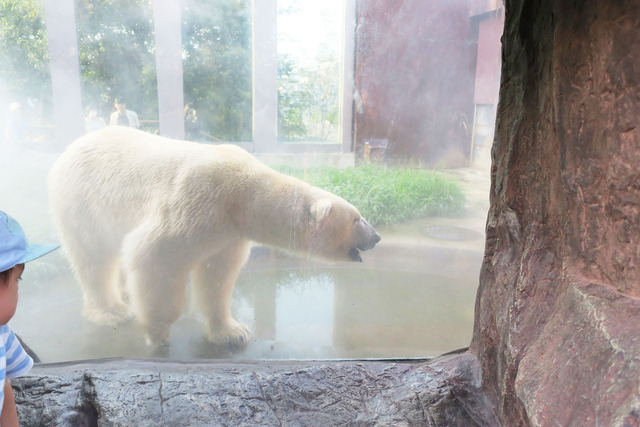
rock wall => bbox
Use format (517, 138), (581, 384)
(471, 0), (640, 425)
(13, 355), (495, 426)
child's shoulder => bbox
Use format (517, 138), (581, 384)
(0, 325), (16, 347)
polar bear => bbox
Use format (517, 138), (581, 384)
(49, 126), (380, 346)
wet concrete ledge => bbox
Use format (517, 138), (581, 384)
(12, 352), (496, 426)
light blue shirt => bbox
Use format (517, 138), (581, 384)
(0, 324), (33, 416)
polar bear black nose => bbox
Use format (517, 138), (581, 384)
(356, 218), (381, 251)
(358, 231), (381, 251)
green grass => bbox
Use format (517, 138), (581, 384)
(275, 164), (466, 226)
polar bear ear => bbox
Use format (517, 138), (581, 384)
(310, 199), (332, 225)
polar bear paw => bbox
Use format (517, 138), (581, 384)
(83, 301), (132, 326)
(207, 319), (252, 348)
(144, 326), (171, 347)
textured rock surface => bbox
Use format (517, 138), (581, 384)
(471, 1), (640, 425)
(12, 354), (497, 426)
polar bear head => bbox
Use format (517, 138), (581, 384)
(307, 197), (381, 262)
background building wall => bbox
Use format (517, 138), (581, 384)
(354, 0), (478, 166)
(471, 1), (640, 424)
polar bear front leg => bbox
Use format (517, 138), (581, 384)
(191, 240), (252, 347)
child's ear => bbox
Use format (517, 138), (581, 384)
(0, 269), (10, 286)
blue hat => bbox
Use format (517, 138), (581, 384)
(0, 210), (59, 272)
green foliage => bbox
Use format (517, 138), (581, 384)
(275, 164), (466, 226)
(76, 0), (157, 119)
(278, 54), (309, 140)
(182, 0), (252, 142)
(277, 2), (341, 142)
(0, 0), (340, 143)
(0, 0), (51, 115)
(0, 0), (253, 139)
(278, 52), (340, 142)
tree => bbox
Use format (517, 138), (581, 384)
(0, 0), (253, 140)
(0, 0), (51, 122)
(76, 0), (157, 124)
(277, 47), (340, 142)
(278, 53), (308, 140)
(181, 0), (252, 142)
(277, 1), (341, 142)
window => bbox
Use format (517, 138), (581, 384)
(0, 0), (501, 363)
(277, 0), (342, 143)
(182, 0), (253, 142)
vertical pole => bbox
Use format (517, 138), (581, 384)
(252, 0), (278, 153)
(340, 0), (357, 153)
(153, 0), (185, 139)
(44, 0), (84, 148)
(469, 104), (478, 166)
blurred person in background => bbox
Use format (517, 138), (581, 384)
(4, 103), (28, 144)
(109, 96), (140, 128)
(184, 102), (201, 141)
(84, 106), (106, 133)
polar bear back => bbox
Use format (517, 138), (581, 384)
(48, 126), (259, 240)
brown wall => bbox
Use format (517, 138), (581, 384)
(473, 10), (502, 105)
(354, 0), (477, 165)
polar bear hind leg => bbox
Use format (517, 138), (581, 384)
(61, 231), (130, 326)
(191, 240), (252, 347)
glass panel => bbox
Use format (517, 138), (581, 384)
(182, 0), (252, 142)
(277, 0), (342, 143)
(77, 0), (157, 132)
(0, 0), (500, 363)
(0, 0), (53, 141)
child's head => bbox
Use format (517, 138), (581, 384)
(0, 211), (59, 324)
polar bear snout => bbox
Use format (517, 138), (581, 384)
(347, 218), (380, 262)
(354, 217), (381, 251)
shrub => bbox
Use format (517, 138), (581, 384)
(275, 164), (466, 226)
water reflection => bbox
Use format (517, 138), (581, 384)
(240, 264), (480, 359)
(11, 245), (482, 362)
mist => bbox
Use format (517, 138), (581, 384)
(0, 0), (501, 363)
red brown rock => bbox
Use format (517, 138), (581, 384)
(471, 1), (640, 425)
